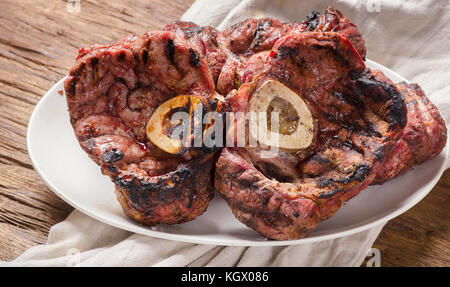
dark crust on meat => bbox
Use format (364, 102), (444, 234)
(373, 80), (447, 183)
(215, 32), (403, 240)
(164, 21), (228, 85)
(299, 7), (366, 59)
(354, 71), (407, 128)
(64, 31), (220, 225)
(164, 7), (367, 96)
(215, 148), (321, 240)
(217, 7), (366, 59)
(114, 155), (215, 225)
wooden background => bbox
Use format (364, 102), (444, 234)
(0, 0), (448, 266)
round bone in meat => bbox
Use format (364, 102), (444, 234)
(248, 79), (315, 150)
(64, 31), (222, 225)
(215, 32), (407, 240)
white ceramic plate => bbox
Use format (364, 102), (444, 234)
(27, 60), (448, 246)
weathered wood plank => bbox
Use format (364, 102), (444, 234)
(372, 169), (450, 266)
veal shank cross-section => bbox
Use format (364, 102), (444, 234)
(65, 31), (223, 225)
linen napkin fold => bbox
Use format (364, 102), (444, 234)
(2, 0), (449, 266)
(1, 210), (384, 266)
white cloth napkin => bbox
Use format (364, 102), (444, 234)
(2, 0), (449, 267)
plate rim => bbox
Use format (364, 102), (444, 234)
(26, 59), (449, 246)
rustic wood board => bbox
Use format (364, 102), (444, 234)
(0, 0), (448, 266)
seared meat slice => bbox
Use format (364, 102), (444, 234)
(218, 7), (366, 59)
(372, 77), (447, 183)
(165, 7), (366, 96)
(218, 18), (287, 57)
(215, 32), (406, 240)
(64, 31), (220, 225)
(164, 21), (228, 85)
(215, 7), (366, 94)
(113, 154), (215, 225)
(286, 6), (366, 59)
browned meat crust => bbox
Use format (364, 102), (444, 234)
(217, 7), (366, 59)
(166, 7), (366, 96)
(215, 32), (407, 240)
(373, 79), (447, 183)
(286, 7), (366, 59)
(64, 31), (220, 225)
(164, 21), (228, 85)
(114, 154), (215, 225)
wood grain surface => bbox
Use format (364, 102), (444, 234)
(0, 0), (448, 266)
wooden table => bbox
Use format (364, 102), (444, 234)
(0, 0), (448, 266)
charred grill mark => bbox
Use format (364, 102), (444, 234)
(348, 163), (371, 182)
(142, 49), (149, 65)
(189, 48), (201, 67)
(114, 176), (135, 191)
(316, 178), (338, 188)
(176, 165), (195, 181)
(387, 91), (407, 128)
(90, 57), (99, 83)
(333, 50), (350, 67)
(250, 20), (270, 49)
(67, 63), (86, 97)
(101, 149), (124, 163)
(113, 164), (201, 209)
(141, 39), (152, 65)
(311, 154), (331, 164)
(305, 10), (321, 30)
(165, 38), (175, 63)
(356, 74), (407, 128)
(367, 122), (383, 137)
(374, 146), (384, 160)
(71, 62), (85, 78)
(322, 112), (364, 137)
(91, 57), (99, 67)
(107, 165), (119, 173)
(236, 177), (258, 189)
(318, 188), (344, 199)
(316, 163), (371, 187)
(356, 77), (390, 102)
(332, 91), (365, 109)
(118, 51), (126, 61)
(277, 46), (298, 59)
(259, 162), (295, 183)
(67, 79), (76, 97)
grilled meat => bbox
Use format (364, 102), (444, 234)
(166, 7), (366, 96)
(218, 7), (366, 59)
(215, 32), (407, 240)
(164, 21), (228, 85)
(372, 77), (447, 183)
(64, 31), (221, 225)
